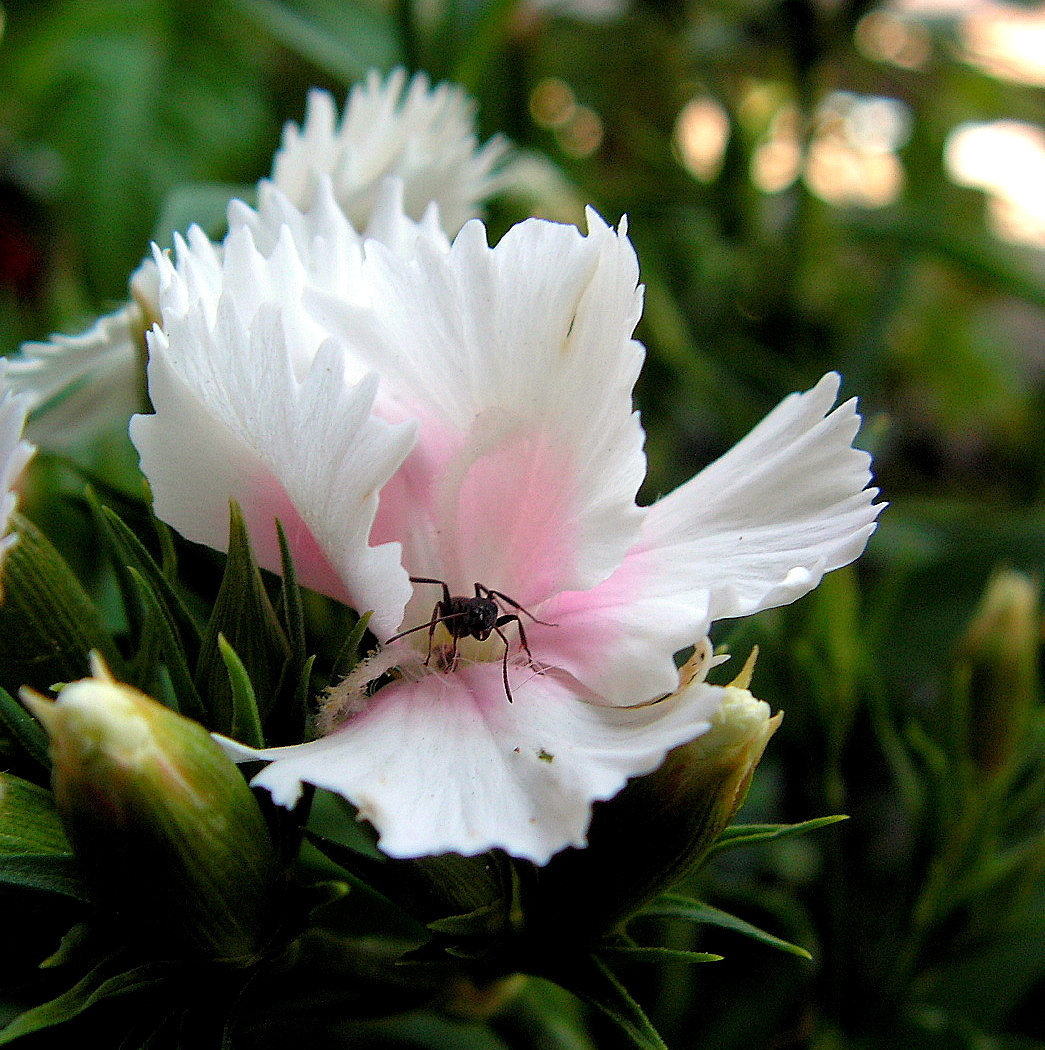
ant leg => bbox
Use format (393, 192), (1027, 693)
(410, 576), (453, 607)
(492, 624), (515, 703)
(496, 613), (536, 665)
(485, 587), (557, 627)
(423, 607), (441, 667)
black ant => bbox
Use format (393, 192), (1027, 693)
(384, 576), (556, 703)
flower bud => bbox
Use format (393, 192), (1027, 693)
(22, 656), (282, 964)
(952, 570), (1040, 778)
(538, 648), (780, 935)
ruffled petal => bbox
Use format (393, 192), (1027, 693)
(270, 70), (508, 236)
(8, 296), (147, 451)
(311, 208), (647, 614)
(639, 372), (883, 622)
(218, 662), (724, 864)
(528, 373), (882, 705)
(130, 225), (417, 636)
(228, 177), (448, 319)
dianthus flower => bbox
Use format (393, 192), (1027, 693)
(130, 192), (882, 863)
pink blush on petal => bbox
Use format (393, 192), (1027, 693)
(241, 471), (354, 606)
(372, 412), (579, 606)
(450, 430), (577, 604)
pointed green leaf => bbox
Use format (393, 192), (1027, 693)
(90, 495), (202, 659)
(196, 504), (291, 735)
(127, 567), (205, 721)
(0, 773), (69, 855)
(644, 895), (813, 959)
(218, 635), (264, 749)
(40, 923), (94, 969)
(708, 815), (848, 856)
(540, 951), (669, 1050)
(598, 945), (722, 964)
(0, 686), (51, 769)
(333, 611), (373, 679)
(427, 898), (508, 938)
(0, 515), (118, 697)
(275, 520), (306, 671)
(0, 960), (173, 1044)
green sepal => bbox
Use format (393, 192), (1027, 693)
(539, 950), (669, 1050)
(0, 958), (175, 1045)
(218, 634), (265, 749)
(707, 815), (848, 856)
(0, 514), (119, 697)
(0, 686), (51, 769)
(643, 894), (813, 959)
(195, 503), (291, 736)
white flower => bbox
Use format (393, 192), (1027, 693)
(0, 361), (35, 590)
(270, 68), (508, 236)
(131, 196), (882, 864)
(11, 70), (503, 448)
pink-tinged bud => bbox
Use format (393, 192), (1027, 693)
(953, 570), (1040, 778)
(539, 649), (781, 934)
(22, 656), (282, 964)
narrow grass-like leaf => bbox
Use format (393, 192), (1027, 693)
(0, 960), (173, 1044)
(333, 611), (373, 678)
(708, 815), (848, 856)
(196, 504), (290, 735)
(89, 494), (203, 658)
(645, 895), (813, 959)
(275, 521), (306, 671)
(218, 635), (264, 749)
(0, 686), (51, 769)
(540, 951), (669, 1050)
(127, 568), (204, 721)
(598, 945), (722, 964)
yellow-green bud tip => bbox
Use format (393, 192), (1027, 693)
(22, 654), (282, 964)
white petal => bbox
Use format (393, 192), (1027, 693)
(528, 374), (882, 706)
(8, 293), (148, 451)
(271, 70), (508, 236)
(640, 372), (882, 621)
(0, 362), (35, 581)
(130, 225), (417, 636)
(311, 208), (648, 611)
(229, 176), (444, 308)
(218, 663), (723, 864)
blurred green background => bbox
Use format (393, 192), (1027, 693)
(4, 0), (1045, 1046)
